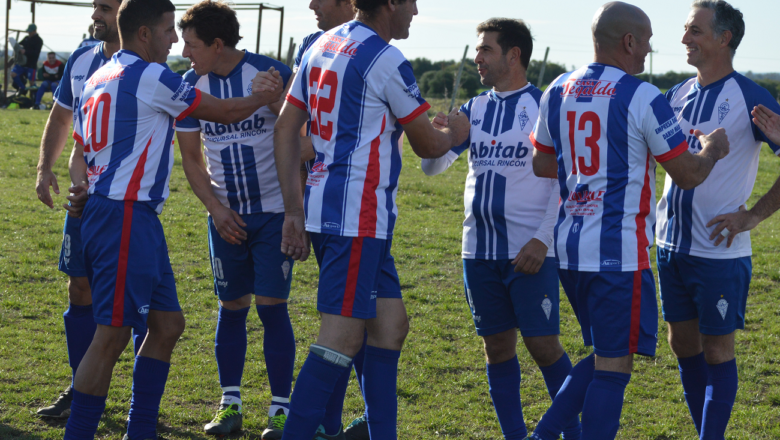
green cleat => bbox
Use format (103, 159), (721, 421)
(204, 403), (243, 436)
(36, 385), (73, 419)
(261, 408), (287, 440)
(343, 415), (369, 440)
(313, 423), (346, 440)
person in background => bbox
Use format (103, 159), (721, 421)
(34, 51), (64, 109)
(11, 24), (43, 92)
(79, 24), (101, 48)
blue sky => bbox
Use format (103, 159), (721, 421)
(5, 0), (779, 73)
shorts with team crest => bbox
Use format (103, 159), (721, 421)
(657, 247), (751, 335)
(310, 233), (402, 320)
(208, 212), (294, 301)
(81, 195), (180, 329)
(463, 257), (560, 337)
(58, 213), (87, 277)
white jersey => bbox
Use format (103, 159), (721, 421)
(656, 73), (780, 259)
(287, 20), (430, 239)
(54, 42), (110, 125)
(73, 50), (201, 213)
(531, 63), (689, 272)
(422, 85), (559, 260)
(176, 52), (292, 215)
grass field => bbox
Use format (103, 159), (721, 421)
(1, 109), (780, 440)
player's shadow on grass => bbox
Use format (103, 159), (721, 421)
(161, 426), (261, 439)
(0, 423), (49, 439)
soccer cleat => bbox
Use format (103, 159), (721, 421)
(313, 423), (346, 440)
(36, 385), (73, 418)
(343, 415), (369, 440)
(121, 435), (163, 440)
(261, 408), (287, 440)
(204, 403), (243, 436)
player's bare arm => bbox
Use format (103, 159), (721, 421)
(403, 108), (470, 159)
(36, 103), (73, 209)
(64, 141), (88, 218)
(660, 128), (729, 190)
(177, 131), (248, 245)
(532, 147), (558, 179)
(189, 68), (283, 124)
(707, 173), (780, 248)
(274, 101), (310, 261)
(752, 104), (780, 146)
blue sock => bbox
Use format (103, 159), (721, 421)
(63, 389), (106, 440)
(533, 353), (595, 440)
(283, 351), (350, 439)
(539, 353), (581, 440)
(678, 352), (708, 435)
(486, 356), (527, 439)
(63, 303), (97, 383)
(321, 333), (365, 435)
(701, 359), (738, 440)
(127, 356), (170, 440)
(216, 306), (249, 406)
(257, 303), (295, 416)
(362, 346), (401, 440)
(132, 325), (147, 356)
(580, 370), (631, 440)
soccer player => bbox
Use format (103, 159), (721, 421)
(33, 0), (149, 419)
(526, 3), (729, 439)
(272, 0), (470, 438)
(61, 0), (283, 438)
(422, 18), (581, 440)
(655, 2), (780, 437)
(174, 1), (294, 438)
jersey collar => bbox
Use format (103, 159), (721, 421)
(693, 71), (738, 91)
(489, 83), (534, 101)
(209, 50), (250, 81)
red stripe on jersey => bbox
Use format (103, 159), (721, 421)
(397, 102), (431, 125)
(358, 115), (386, 237)
(654, 140), (688, 163)
(111, 200), (134, 327)
(341, 237), (364, 317)
(530, 131), (555, 155)
(73, 132), (84, 146)
(176, 88), (202, 121)
(628, 270), (642, 354)
(286, 94), (307, 111)
(125, 135), (152, 201)
(634, 152), (652, 270)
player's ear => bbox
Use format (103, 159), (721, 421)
(213, 38), (224, 54)
(137, 25), (151, 43)
(719, 30), (732, 50)
(509, 47), (521, 66)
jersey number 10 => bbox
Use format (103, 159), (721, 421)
(566, 111), (601, 176)
(309, 67), (338, 141)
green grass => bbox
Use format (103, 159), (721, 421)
(1, 109), (780, 439)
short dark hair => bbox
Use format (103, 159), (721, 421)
(351, 0), (406, 19)
(47, 51), (55, 55)
(692, 0), (745, 57)
(476, 18), (534, 69)
(117, 0), (176, 44)
(178, 0), (242, 48)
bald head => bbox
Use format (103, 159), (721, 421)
(592, 2), (651, 52)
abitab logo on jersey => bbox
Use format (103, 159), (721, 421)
(470, 140), (529, 167)
(203, 114), (266, 140)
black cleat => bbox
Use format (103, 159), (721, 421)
(36, 385), (73, 419)
(204, 403), (243, 436)
(343, 415), (369, 440)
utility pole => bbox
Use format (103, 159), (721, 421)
(538, 46), (550, 88)
(649, 46), (657, 85)
(449, 44), (469, 112)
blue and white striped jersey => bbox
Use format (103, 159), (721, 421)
(422, 85), (559, 260)
(531, 63), (689, 272)
(294, 31), (323, 73)
(656, 73), (780, 259)
(54, 42), (110, 125)
(176, 52), (292, 215)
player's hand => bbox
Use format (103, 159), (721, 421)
(706, 205), (760, 248)
(281, 213), (310, 261)
(36, 169), (60, 209)
(63, 183), (89, 218)
(445, 108), (470, 147)
(210, 204), (248, 245)
(252, 67), (283, 100)
(512, 238), (548, 275)
(752, 104), (780, 146)
(431, 112), (448, 130)
(696, 128), (729, 161)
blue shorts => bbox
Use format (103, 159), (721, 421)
(657, 247), (751, 335)
(310, 233), (401, 320)
(81, 196), (180, 329)
(208, 212), (294, 301)
(559, 269), (658, 358)
(58, 213), (87, 278)
(463, 257), (560, 337)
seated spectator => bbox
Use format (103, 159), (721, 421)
(11, 24), (43, 92)
(34, 52), (64, 109)
(78, 24), (100, 48)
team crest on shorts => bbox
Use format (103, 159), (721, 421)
(281, 260), (291, 280)
(541, 298), (552, 320)
(716, 299), (728, 320)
